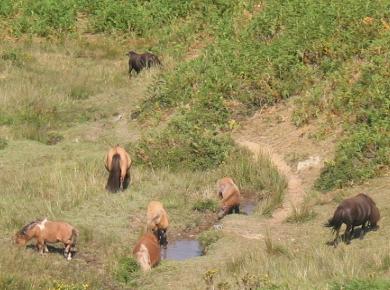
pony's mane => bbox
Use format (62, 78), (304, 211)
(19, 219), (42, 235)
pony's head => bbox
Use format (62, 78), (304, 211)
(127, 51), (137, 57)
(14, 232), (28, 245)
(14, 220), (41, 245)
(154, 228), (168, 249)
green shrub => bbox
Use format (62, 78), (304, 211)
(331, 279), (390, 290)
(286, 203), (317, 223)
(0, 0), (15, 17)
(316, 59), (390, 190)
(115, 256), (140, 284)
(198, 230), (222, 253)
(1, 49), (32, 67)
(68, 85), (93, 100)
(12, 0), (78, 36)
(192, 199), (218, 212)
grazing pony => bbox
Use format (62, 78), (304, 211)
(127, 51), (161, 76)
(14, 219), (79, 260)
(146, 201), (169, 248)
(325, 193), (380, 247)
(105, 145), (132, 193)
(217, 177), (241, 219)
(133, 231), (161, 272)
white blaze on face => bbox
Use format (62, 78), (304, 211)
(38, 218), (48, 231)
(137, 243), (151, 271)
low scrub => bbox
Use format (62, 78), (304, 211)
(198, 230), (222, 254)
(192, 199), (218, 213)
(331, 279), (390, 290)
(115, 256), (140, 285)
(286, 203), (317, 224)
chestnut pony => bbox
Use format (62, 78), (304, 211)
(325, 193), (380, 246)
(146, 201), (169, 248)
(105, 145), (132, 193)
(15, 219), (79, 260)
(132, 231), (163, 272)
(216, 177), (241, 219)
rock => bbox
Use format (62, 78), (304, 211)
(297, 156), (321, 172)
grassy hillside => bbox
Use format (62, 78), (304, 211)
(0, 0), (389, 289)
(134, 0), (390, 189)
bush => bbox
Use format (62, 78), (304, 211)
(192, 199), (218, 212)
(115, 256), (140, 284)
(12, 0), (78, 36)
(198, 230), (222, 253)
(331, 279), (390, 290)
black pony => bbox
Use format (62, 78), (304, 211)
(325, 193), (380, 247)
(127, 51), (161, 76)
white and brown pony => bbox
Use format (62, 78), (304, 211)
(105, 145), (132, 193)
(133, 231), (161, 272)
(217, 177), (241, 219)
(14, 219), (79, 260)
(146, 201), (169, 248)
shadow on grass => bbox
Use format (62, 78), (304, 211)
(26, 244), (77, 258)
(326, 226), (380, 246)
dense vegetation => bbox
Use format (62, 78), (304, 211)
(135, 0), (390, 190)
(1, 0), (388, 188)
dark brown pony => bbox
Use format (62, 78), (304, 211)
(105, 145), (132, 193)
(14, 219), (79, 260)
(325, 193), (380, 247)
(132, 231), (161, 271)
(127, 51), (161, 76)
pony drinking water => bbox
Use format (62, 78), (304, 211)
(14, 219), (79, 260)
(325, 193), (380, 247)
(146, 201), (169, 248)
(105, 145), (132, 193)
(216, 177), (241, 219)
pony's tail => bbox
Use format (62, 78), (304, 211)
(324, 208), (343, 232)
(136, 244), (151, 272)
(106, 154), (121, 193)
(71, 228), (79, 247)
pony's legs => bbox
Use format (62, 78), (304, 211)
(333, 228), (340, 247)
(344, 225), (352, 244)
(120, 176), (124, 191)
(44, 243), (49, 253)
(360, 222), (367, 239)
(36, 240), (45, 255)
(64, 244), (72, 260)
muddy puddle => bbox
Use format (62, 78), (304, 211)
(162, 239), (203, 260)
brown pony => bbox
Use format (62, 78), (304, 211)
(217, 177), (241, 219)
(146, 201), (169, 248)
(133, 231), (161, 272)
(105, 145), (132, 193)
(14, 219), (79, 260)
(127, 51), (162, 76)
(325, 193), (380, 246)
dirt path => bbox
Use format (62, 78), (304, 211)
(235, 139), (305, 225)
(221, 100), (338, 239)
